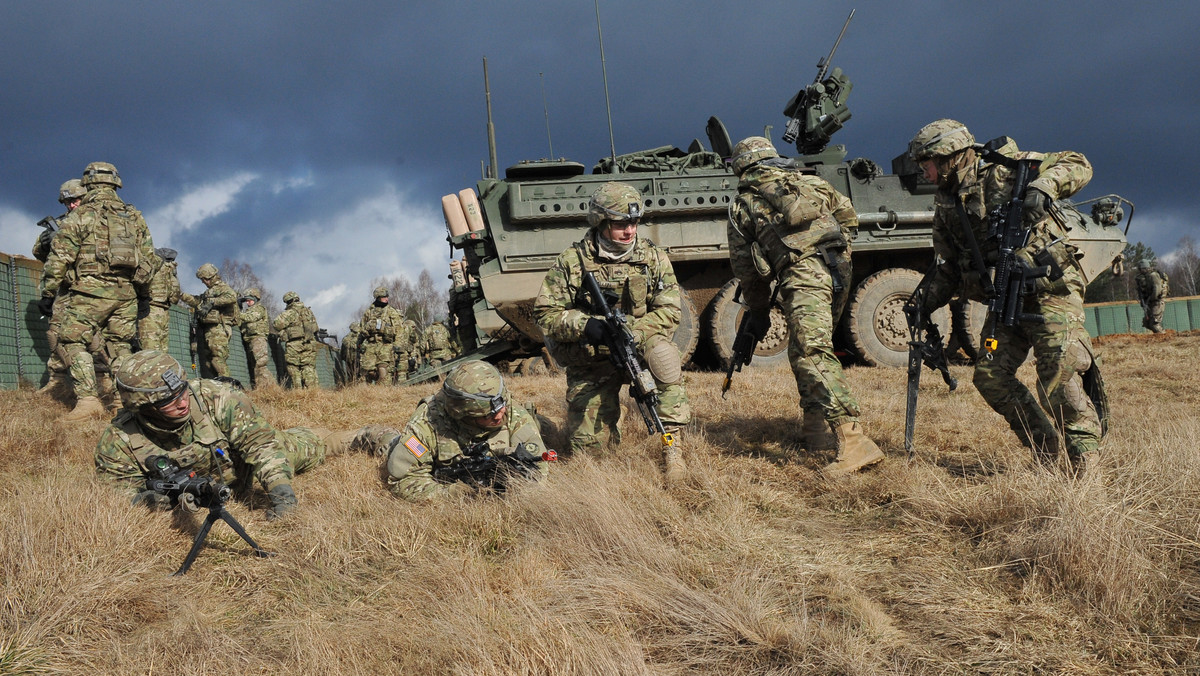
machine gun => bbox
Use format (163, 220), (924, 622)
(581, 270), (677, 451)
(902, 270), (957, 457)
(432, 441), (556, 491)
(721, 283), (781, 399)
(781, 10), (854, 156)
(142, 454), (271, 576)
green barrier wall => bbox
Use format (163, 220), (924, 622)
(1, 253), (340, 390)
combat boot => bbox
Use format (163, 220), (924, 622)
(37, 372), (71, 399)
(62, 396), (106, 422)
(802, 409), (837, 452)
(266, 484), (298, 521)
(822, 422), (885, 477)
(662, 428), (687, 487)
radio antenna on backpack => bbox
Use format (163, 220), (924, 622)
(595, 0), (617, 172)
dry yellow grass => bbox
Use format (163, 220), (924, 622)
(3, 332), (1200, 674)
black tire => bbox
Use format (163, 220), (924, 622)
(847, 268), (972, 367)
(707, 279), (789, 372)
(672, 290), (700, 365)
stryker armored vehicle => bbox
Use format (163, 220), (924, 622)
(438, 31), (1132, 374)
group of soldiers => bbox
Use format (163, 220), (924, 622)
(34, 161), (331, 422)
(83, 117), (1153, 524)
(340, 286), (458, 385)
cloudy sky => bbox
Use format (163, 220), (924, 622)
(2, 1), (1196, 333)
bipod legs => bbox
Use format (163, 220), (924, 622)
(174, 506), (273, 576)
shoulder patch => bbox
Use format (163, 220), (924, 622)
(404, 435), (428, 458)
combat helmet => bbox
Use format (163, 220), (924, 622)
(155, 247), (178, 262)
(730, 136), (779, 176)
(441, 360), (506, 421)
(283, 291), (299, 304)
(113, 350), (188, 411)
(244, 287), (262, 301)
(81, 161), (122, 189)
(908, 119), (975, 161)
(587, 182), (644, 228)
(196, 263), (219, 280)
(373, 286), (390, 299)
(58, 179), (86, 204)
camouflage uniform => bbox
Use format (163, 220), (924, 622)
(34, 179), (88, 390)
(384, 361), (549, 501)
(359, 289), (405, 384)
(39, 164), (155, 415)
(910, 119), (1102, 463)
(394, 319), (420, 382)
(138, 248), (183, 352)
(182, 265), (238, 377)
(534, 190), (691, 455)
(1135, 264), (1169, 333)
(341, 321), (362, 383)
(238, 289), (274, 387)
(423, 321), (454, 366)
(272, 292), (319, 388)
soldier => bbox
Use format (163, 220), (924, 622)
(182, 263), (238, 377)
(727, 136), (885, 477)
(533, 181), (690, 484)
(39, 162), (156, 421)
(383, 361), (550, 501)
(95, 350), (385, 519)
(1134, 260), (1169, 334)
(908, 119), (1103, 471)
(358, 287), (405, 385)
(423, 320), (455, 367)
(272, 291), (319, 388)
(238, 287), (275, 387)
(340, 320), (362, 383)
(394, 317), (421, 383)
(34, 179), (89, 398)
(138, 248), (183, 352)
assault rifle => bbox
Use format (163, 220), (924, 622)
(721, 283), (781, 399)
(432, 441), (556, 491)
(143, 454), (271, 576)
(36, 215), (60, 232)
(581, 271), (677, 451)
(902, 269), (957, 457)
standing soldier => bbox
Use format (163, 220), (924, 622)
(394, 317), (420, 383)
(359, 287), (405, 385)
(182, 263), (238, 377)
(238, 287), (275, 387)
(907, 119), (1103, 472)
(341, 320), (362, 383)
(38, 162), (156, 421)
(423, 320), (454, 367)
(138, 248), (183, 352)
(727, 136), (884, 476)
(34, 178), (88, 398)
(272, 291), (320, 389)
(534, 182), (690, 484)
(1135, 260), (1169, 334)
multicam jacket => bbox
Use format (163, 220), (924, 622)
(385, 394), (547, 501)
(533, 228), (681, 366)
(147, 259), (183, 309)
(185, 279), (239, 326)
(40, 187), (156, 301)
(360, 304), (406, 344)
(239, 302), (270, 338)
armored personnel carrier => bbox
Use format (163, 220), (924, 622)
(438, 48), (1131, 373)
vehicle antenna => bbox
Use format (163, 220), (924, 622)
(540, 72), (555, 159)
(595, 0), (617, 172)
(483, 57), (498, 179)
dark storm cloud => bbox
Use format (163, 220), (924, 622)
(3, 1), (1196, 329)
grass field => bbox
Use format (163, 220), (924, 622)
(2, 331), (1199, 674)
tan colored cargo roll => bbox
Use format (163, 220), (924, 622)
(443, 194), (469, 237)
(459, 188), (485, 232)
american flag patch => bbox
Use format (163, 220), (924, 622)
(404, 436), (428, 458)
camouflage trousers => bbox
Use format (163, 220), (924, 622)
(564, 360), (691, 454)
(244, 335), (275, 387)
(199, 322), (233, 377)
(245, 427), (329, 491)
(779, 256), (861, 428)
(56, 293), (137, 398)
(44, 294), (69, 375)
(973, 290), (1102, 459)
(359, 340), (394, 384)
(284, 339), (318, 389)
(394, 351), (413, 384)
(1142, 299), (1165, 333)
(138, 305), (171, 352)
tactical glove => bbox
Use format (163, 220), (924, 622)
(1022, 188), (1050, 226)
(37, 296), (55, 317)
(583, 318), (607, 345)
(132, 490), (174, 511)
(746, 308), (772, 343)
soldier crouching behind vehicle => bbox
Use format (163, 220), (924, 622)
(381, 361), (551, 501)
(95, 350), (387, 519)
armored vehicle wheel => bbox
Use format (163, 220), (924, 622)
(707, 279), (789, 371)
(672, 291), (700, 365)
(847, 268), (984, 367)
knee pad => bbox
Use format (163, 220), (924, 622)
(644, 334), (682, 385)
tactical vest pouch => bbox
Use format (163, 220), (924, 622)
(624, 273), (650, 318)
(758, 179), (822, 227)
(286, 323), (305, 340)
(302, 310), (319, 336)
(778, 214), (845, 255)
(99, 205), (143, 276)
